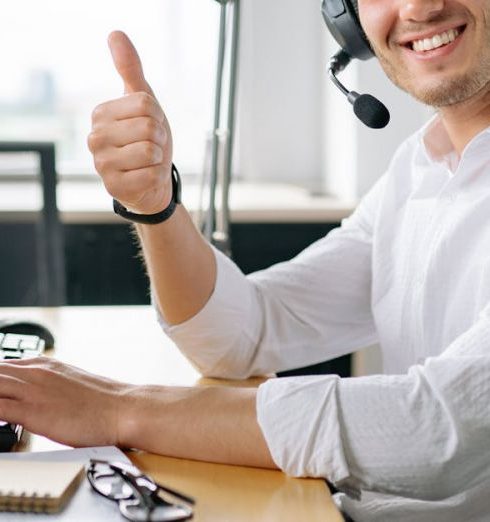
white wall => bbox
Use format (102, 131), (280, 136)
(237, 0), (431, 199)
(237, 0), (326, 189)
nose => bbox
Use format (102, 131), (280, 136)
(399, 0), (445, 22)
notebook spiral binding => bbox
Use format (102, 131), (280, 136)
(0, 491), (53, 513)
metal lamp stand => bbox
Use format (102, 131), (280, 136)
(202, 0), (240, 257)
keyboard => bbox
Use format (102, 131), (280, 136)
(0, 333), (45, 360)
(0, 333), (45, 452)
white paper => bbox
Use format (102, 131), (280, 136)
(0, 446), (132, 521)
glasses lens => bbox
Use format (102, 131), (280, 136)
(120, 498), (193, 522)
(89, 464), (134, 500)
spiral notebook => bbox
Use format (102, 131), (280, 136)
(0, 460), (84, 513)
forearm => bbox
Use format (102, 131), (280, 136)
(136, 205), (216, 325)
(89, 33), (217, 326)
(118, 384), (277, 469)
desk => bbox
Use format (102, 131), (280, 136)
(3, 306), (343, 522)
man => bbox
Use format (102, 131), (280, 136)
(1, 0), (490, 519)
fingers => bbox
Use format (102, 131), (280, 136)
(0, 357), (63, 383)
(93, 143), (166, 197)
(101, 141), (164, 172)
(91, 92), (165, 126)
(0, 355), (49, 366)
(108, 30), (154, 96)
(0, 358), (124, 447)
(89, 116), (167, 149)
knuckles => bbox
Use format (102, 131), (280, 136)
(141, 118), (162, 144)
(29, 356), (61, 372)
(94, 156), (111, 176)
(91, 92), (158, 126)
(87, 130), (103, 153)
(91, 102), (108, 124)
(140, 141), (162, 163)
(133, 91), (155, 115)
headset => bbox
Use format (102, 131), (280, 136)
(321, 0), (390, 128)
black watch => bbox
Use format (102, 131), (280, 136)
(113, 163), (182, 225)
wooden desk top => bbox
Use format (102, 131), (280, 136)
(2, 306), (343, 522)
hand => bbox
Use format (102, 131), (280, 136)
(0, 357), (130, 447)
(88, 31), (174, 215)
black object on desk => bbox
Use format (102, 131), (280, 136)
(0, 141), (66, 306)
(0, 328), (46, 451)
(87, 459), (195, 522)
(0, 423), (22, 453)
(0, 318), (55, 349)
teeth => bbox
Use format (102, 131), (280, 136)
(412, 28), (459, 52)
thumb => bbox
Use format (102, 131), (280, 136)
(108, 30), (154, 95)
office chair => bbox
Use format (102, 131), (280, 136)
(0, 142), (66, 306)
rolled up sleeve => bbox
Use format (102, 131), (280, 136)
(257, 375), (350, 483)
(157, 247), (262, 378)
(256, 308), (490, 501)
(155, 176), (386, 379)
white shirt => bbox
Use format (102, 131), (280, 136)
(161, 116), (490, 521)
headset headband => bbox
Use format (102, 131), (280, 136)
(321, 0), (374, 60)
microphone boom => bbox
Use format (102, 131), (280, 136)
(328, 49), (390, 129)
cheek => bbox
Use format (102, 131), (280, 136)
(359, 0), (395, 48)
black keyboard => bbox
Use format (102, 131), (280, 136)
(0, 333), (45, 452)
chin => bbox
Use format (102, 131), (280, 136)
(374, 41), (490, 108)
(406, 74), (490, 107)
(409, 82), (473, 107)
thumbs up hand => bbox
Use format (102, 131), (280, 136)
(88, 31), (174, 215)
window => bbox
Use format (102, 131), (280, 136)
(0, 0), (219, 177)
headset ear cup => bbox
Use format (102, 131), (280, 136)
(349, 0), (373, 55)
(321, 0), (374, 60)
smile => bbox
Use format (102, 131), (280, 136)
(410, 27), (463, 52)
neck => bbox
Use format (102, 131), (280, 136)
(438, 85), (490, 155)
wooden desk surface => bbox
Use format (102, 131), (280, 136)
(2, 306), (343, 522)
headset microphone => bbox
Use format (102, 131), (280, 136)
(321, 0), (390, 129)
(328, 49), (390, 129)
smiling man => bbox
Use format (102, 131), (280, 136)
(1, 0), (490, 521)
(371, 0), (490, 108)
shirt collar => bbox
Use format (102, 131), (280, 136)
(419, 114), (490, 173)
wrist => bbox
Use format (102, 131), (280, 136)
(113, 163), (182, 225)
(114, 384), (142, 449)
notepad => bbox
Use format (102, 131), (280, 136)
(0, 460), (84, 513)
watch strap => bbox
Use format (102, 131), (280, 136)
(113, 163), (182, 225)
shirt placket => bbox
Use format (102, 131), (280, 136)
(412, 174), (459, 363)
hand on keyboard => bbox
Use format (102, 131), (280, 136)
(0, 357), (123, 449)
(0, 333), (45, 451)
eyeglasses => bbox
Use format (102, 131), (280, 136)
(87, 459), (195, 522)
